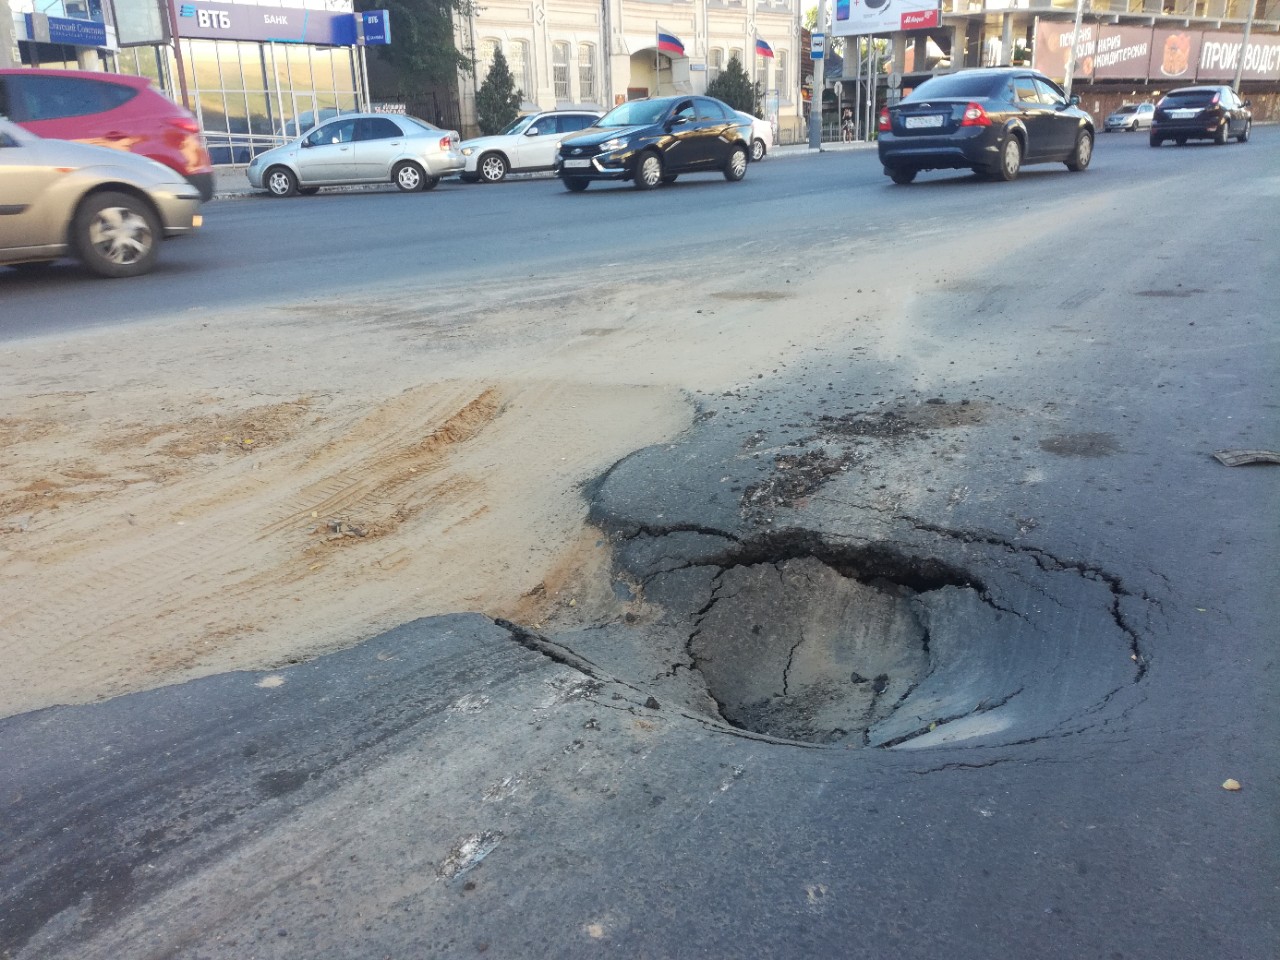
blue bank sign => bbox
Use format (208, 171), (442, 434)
(24, 13), (109, 48)
(175, 3), (390, 46)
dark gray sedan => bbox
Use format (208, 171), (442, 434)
(877, 67), (1095, 184)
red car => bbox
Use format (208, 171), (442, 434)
(0, 68), (214, 201)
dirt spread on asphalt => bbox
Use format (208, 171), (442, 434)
(0, 217), (1047, 717)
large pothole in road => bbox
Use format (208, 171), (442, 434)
(537, 529), (1146, 750)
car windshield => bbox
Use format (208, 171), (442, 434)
(905, 74), (1004, 101)
(597, 100), (671, 127)
(501, 115), (536, 136)
(401, 116), (443, 134)
(1163, 90), (1217, 107)
(1115, 105), (1137, 114)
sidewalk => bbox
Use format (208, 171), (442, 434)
(212, 139), (876, 199)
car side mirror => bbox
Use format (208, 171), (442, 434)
(1243, 99), (1251, 107)
(1069, 94), (1080, 106)
(668, 116), (691, 129)
(525, 127), (539, 136)
(301, 139), (314, 148)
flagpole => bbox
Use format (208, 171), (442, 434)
(655, 21), (660, 95)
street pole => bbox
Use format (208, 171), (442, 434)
(1063, 0), (1086, 99)
(1232, 0), (1255, 93)
(808, 0), (827, 149)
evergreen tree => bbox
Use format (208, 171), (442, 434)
(706, 56), (762, 116)
(475, 48), (522, 134)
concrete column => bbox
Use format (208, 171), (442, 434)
(950, 23), (964, 71)
(1001, 14), (1013, 65)
(1, 0), (18, 69)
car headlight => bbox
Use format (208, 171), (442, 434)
(599, 137), (628, 152)
(461, 146), (474, 156)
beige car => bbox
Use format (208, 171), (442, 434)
(0, 117), (202, 278)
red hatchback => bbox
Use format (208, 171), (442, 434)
(0, 68), (214, 200)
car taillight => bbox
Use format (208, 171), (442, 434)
(439, 136), (453, 150)
(877, 107), (891, 132)
(960, 102), (990, 127)
(1210, 92), (1220, 105)
(166, 117), (201, 134)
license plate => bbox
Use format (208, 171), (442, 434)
(904, 114), (944, 129)
(1170, 109), (1197, 118)
(563, 158), (591, 168)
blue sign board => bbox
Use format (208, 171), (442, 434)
(360, 10), (391, 46)
(25, 13), (108, 48)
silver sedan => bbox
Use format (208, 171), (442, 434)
(247, 113), (465, 197)
(0, 117), (202, 278)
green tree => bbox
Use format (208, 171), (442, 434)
(475, 47), (521, 134)
(357, 0), (474, 94)
(705, 55), (762, 116)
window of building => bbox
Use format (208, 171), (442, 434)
(709, 47), (723, 83)
(729, 47), (743, 69)
(553, 42), (571, 100)
(509, 39), (532, 100)
(479, 38), (500, 81)
(578, 43), (597, 102)
(774, 51), (787, 98)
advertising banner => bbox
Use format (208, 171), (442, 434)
(1090, 25), (1152, 80)
(1033, 19), (1095, 83)
(1196, 31), (1280, 81)
(1149, 28), (1200, 82)
(831, 0), (941, 37)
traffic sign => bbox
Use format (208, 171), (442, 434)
(811, 32), (825, 60)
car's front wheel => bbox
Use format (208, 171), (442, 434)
(1065, 130), (1093, 171)
(479, 153), (508, 183)
(1238, 120), (1251, 143)
(265, 166), (298, 197)
(73, 190), (161, 279)
(888, 166), (917, 185)
(724, 145), (748, 182)
(993, 135), (1022, 181)
(563, 176), (589, 192)
(751, 138), (766, 161)
(634, 151), (663, 190)
(394, 161), (427, 192)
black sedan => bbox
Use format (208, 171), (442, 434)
(1149, 86), (1252, 146)
(554, 96), (752, 191)
(877, 67), (1095, 184)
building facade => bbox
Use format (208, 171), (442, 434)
(453, 0), (805, 137)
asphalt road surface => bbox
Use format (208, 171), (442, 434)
(2, 131), (1278, 959)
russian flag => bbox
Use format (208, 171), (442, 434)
(755, 37), (775, 59)
(657, 25), (685, 57)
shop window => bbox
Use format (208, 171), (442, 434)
(579, 43), (596, 102)
(553, 41), (570, 100)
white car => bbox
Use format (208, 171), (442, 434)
(247, 113), (464, 196)
(737, 112), (774, 161)
(458, 110), (601, 183)
(1104, 103), (1155, 132)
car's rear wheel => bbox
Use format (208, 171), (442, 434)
(1149, 134), (1163, 147)
(1215, 121), (1230, 145)
(479, 153), (508, 183)
(394, 161), (426, 192)
(888, 167), (917, 185)
(73, 190), (161, 279)
(994, 136), (1022, 181)
(751, 138), (766, 162)
(1065, 130), (1093, 171)
(635, 151), (663, 190)
(265, 166), (298, 197)
(724, 145), (748, 182)
(1238, 120), (1251, 143)
(1175, 137), (1187, 145)
(563, 176), (589, 192)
